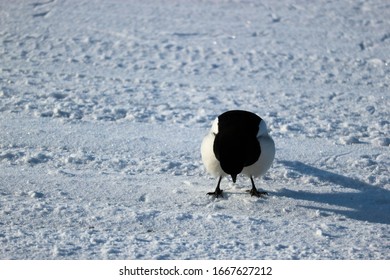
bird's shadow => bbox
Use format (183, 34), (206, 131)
(277, 160), (390, 225)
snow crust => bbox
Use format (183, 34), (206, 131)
(0, 0), (389, 259)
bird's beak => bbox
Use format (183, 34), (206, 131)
(231, 174), (237, 183)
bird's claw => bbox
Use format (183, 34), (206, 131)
(246, 189), (268, 197)
(207, 189), (223, 198)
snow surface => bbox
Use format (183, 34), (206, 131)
(0, 0), (389, 259)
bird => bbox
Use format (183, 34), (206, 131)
(201, 110), (275, 198)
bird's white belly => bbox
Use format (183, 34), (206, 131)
(242, 134), (275, 177)
(201, 131), (275, 178)
(201, 132), (227, 177)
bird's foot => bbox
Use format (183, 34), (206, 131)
(246, 188), (268, 198)
(207, 188), (223, 198)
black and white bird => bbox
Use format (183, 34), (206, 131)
(201, 110), (275, 198)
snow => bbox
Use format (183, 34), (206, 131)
(0, 0), (389, 259)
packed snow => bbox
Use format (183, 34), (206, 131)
(0, 0), (389, 259)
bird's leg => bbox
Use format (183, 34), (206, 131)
(207, 176), (223, 198)
(247, 176), (268, 197)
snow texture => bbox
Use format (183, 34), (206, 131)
(0, 0), (389, 259)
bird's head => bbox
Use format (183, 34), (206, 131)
(214, 131), (245, 182)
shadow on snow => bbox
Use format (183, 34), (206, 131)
(277, 160), (390, 225)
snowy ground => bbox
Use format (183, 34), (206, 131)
(0, 0), (389, 259)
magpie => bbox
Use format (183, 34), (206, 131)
(201, 110), (275, 198)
